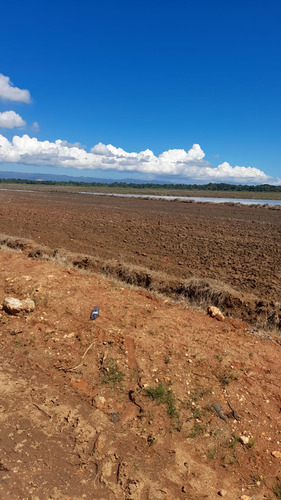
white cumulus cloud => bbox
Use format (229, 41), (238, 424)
(0, 74), (31, 103)
(0, 133), (276, 184)
(0, 111), (26, 129)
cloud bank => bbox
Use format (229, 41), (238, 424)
(0, 111), (26, 129)
(0, 74), (31, 103)
(0, 134), (275, 184)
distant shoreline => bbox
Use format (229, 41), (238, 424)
(1, 181), (281, 200)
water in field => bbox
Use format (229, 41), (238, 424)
(1, 188), (281, 206)
(79, 191), (281, 206)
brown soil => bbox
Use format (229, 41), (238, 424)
(0, 189), (281, 499)
(0, 189), (280, 329)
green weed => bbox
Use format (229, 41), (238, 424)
(145, 382), (177, 419)
(191, 387), (213, 402)
(187, 423), (204, 438)
(273, 478), (281, 498)
(208, 448), (217, 459)
(248, 438), (255, 449)
(193, 407), (202, 419)
(219, 371), (239, 387)
(228, 436), (239, 449)
(101, 358), (124, 387)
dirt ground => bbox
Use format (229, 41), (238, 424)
(0, 189), (281, 499)
(0, 250), (280, 499)
(0, 189), (280, 303)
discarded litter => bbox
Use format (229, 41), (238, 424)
(211, 402), (227, 422)
(90, 306), (99, 320)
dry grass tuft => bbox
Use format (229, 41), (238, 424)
(1, 234), (280, 333)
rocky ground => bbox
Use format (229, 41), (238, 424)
(0, 249), (280, 499)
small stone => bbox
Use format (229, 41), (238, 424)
(240, 436), (250, 445)
(218, 490), (227, 497)
(272, 450), (281, 458)
(95, 395), (106, 407)
(110, 412), (119, 423)
(240, 496), (252, 500)
(207, 306), (224, 321)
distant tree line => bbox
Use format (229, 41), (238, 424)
(0, 178), (281, 192)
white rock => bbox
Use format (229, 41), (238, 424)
(3, 297), (23, 314)
(207, 306), (224, 321)
(240, 435), (250, 445)
(3, 297), (35, 314)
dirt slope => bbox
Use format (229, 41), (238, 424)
(0, 250), (280, 499)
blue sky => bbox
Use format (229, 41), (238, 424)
(0, 0), (281, 184)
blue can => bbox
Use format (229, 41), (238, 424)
(90, 306), (99, 320)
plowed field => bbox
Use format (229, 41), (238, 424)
(0, 188), (280, 303)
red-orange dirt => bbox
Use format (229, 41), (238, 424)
(0, 188), (280, 499)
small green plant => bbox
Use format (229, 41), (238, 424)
(248, 438), (255, 449)
(249, 473), (263, 487)
(187, 422), (204, 438)
(208, 448), (217, 459)
(228, 435), (239, 449)
(189, 386), (212, 403)
(145, 382), (177, 419)
(101, 358), (124, 386)
(219, 371), (239, 387)
(193, 407), (202, 419)
(229, 450), (238, 464)
(273, 478), (281, 498)
(200, 387), (213, 398)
